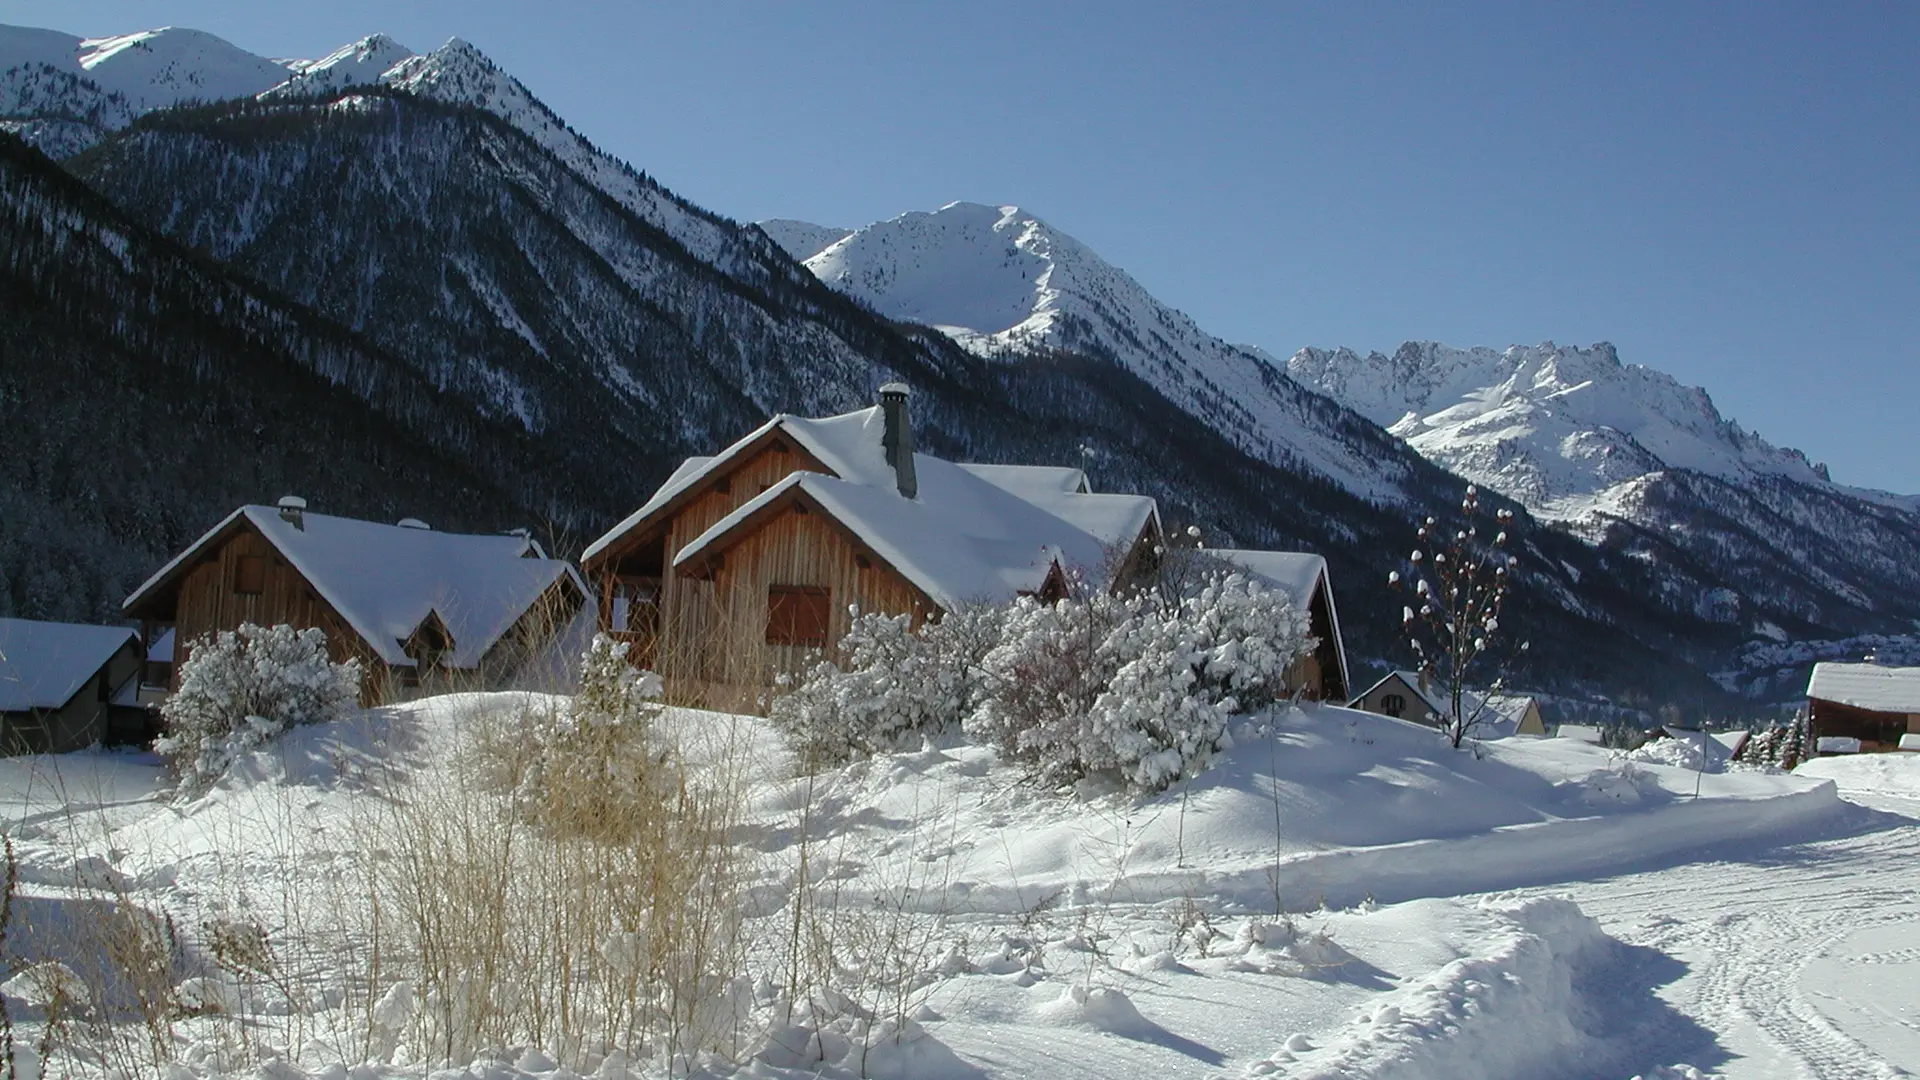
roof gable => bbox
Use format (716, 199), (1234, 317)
(125, 508), (579, 669)
(580, 409), (889, 568)
(0, 618), (137, 712)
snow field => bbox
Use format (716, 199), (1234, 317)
(0, 696), (1861, 1078)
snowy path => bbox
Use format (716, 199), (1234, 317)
(1516, 788), (1920, 1078)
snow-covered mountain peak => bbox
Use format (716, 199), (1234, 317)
(268, 34), (414, 97)
(1287, 339), (1836, 519)
(1, 22), (294, 112)
(783, 200), (1422, 501)
(804, 201), (1072, 339)
(757, 219), (852, 262)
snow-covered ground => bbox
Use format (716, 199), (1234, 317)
(3, 698), (1915, 1079)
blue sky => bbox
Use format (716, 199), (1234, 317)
(13, 1), (1918, 491)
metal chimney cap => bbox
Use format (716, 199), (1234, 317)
(277, 495), (308, 511)
(878, 381), (911, 398)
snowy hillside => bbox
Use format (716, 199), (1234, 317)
(0, 24), (294, 110)
(776, 202), (1423, 501)
(1286, 341), (1840, 520)
(268, 33), (415, 97)
(8, 693), (1899, 1079)
(759, 218), (851, 261)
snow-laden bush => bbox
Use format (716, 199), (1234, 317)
(968, 592), (1133, 782)
(781, 571), (1314, 792)
(1084, 573), (1312, 790)
(156, 623), (360, 793)
(505, 634), (673, 840)
(772, 606), (1002, 765)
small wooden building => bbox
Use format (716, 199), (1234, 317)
(580, 386), (1163, 704)
(1207, 550), (1351, 702)
(1806, 662), (1920, 754)
(1348, 669), (1546, 737)
(0, 618), (147, 752)
(123, 501), (588, 705)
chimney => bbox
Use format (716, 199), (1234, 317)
(879, 382), (917, 499)
(277, 495), (307, 530)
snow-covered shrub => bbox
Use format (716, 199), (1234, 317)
(776, 573), (1313, 791)
(772, 605), (1002, 765)
(1086, 573), (1312, 790)
(972, 572), (1315, 791)
(156, 622), (360, 793)
(966, 592), (1131, 782)
(506, 634), (670, 840)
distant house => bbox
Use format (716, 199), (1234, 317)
(123, 502), (588, 705)
(580, 386), (1169, 702)
(1806, 662), (1920, 754)
(1348, 669), (1546, 737)
(0, 618), (147, 752)
(1206, 550), (1350, 703)
(1553, 723), (1605, 745)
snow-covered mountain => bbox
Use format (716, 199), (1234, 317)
(768, 202), (1420, 501)
(2, 23), (299, 154)
(269, 33), (415, 97)
(1286, 341), (1841, 521)
(758, 219), (851, 261)
(1289, 340), (1920, 653)
(0, 24), (295, 109)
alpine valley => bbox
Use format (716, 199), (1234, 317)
(4, 23), (1915, 716)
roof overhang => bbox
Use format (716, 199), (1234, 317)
(581, 418), (836, 573)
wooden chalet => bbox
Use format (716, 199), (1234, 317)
(580, 385), (1164, 703)
(0, 617), (148, 752)
(123, 501), (588, 705)
(1348, 669), (1547, 737)
(1207, 549), (1351, 702)
(1806, 662), (1920, 754)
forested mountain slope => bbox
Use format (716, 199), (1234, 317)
(0, 131), (588, 620)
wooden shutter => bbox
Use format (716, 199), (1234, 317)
(766, 585), (831, 648)
(235, 555), (266, 595)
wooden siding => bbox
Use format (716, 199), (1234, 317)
(599, 441), (837, 663)
(662, 503), (929, 703)
(1809, 698), (1920, 752)
(166, 523), (388, 704)
(1305, 585), (1345, 701)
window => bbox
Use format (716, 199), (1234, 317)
(767, 585), (831, 648)
(235, 555), (266, 595)
(1381, 693), (1406, 718)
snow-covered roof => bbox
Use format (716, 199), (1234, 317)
(588, 404), (1164, 605)
(961, 464), (1156, 551)
(1211, 550), (1348, 693)
(1350, 669), (1536, 737)
(1209, 551), (1327, 609)
(673, 451), (1116, 610)
(957, 464), (1090, 498)
(124, 508), (580, 669)
(582, 407), (900, 565)
(1555, 724), (1604, 743)
(0, 618), (138, 712)
(1807, 662), (1920, 714)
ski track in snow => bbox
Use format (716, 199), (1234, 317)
(1513, 789), (1920, 1079)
